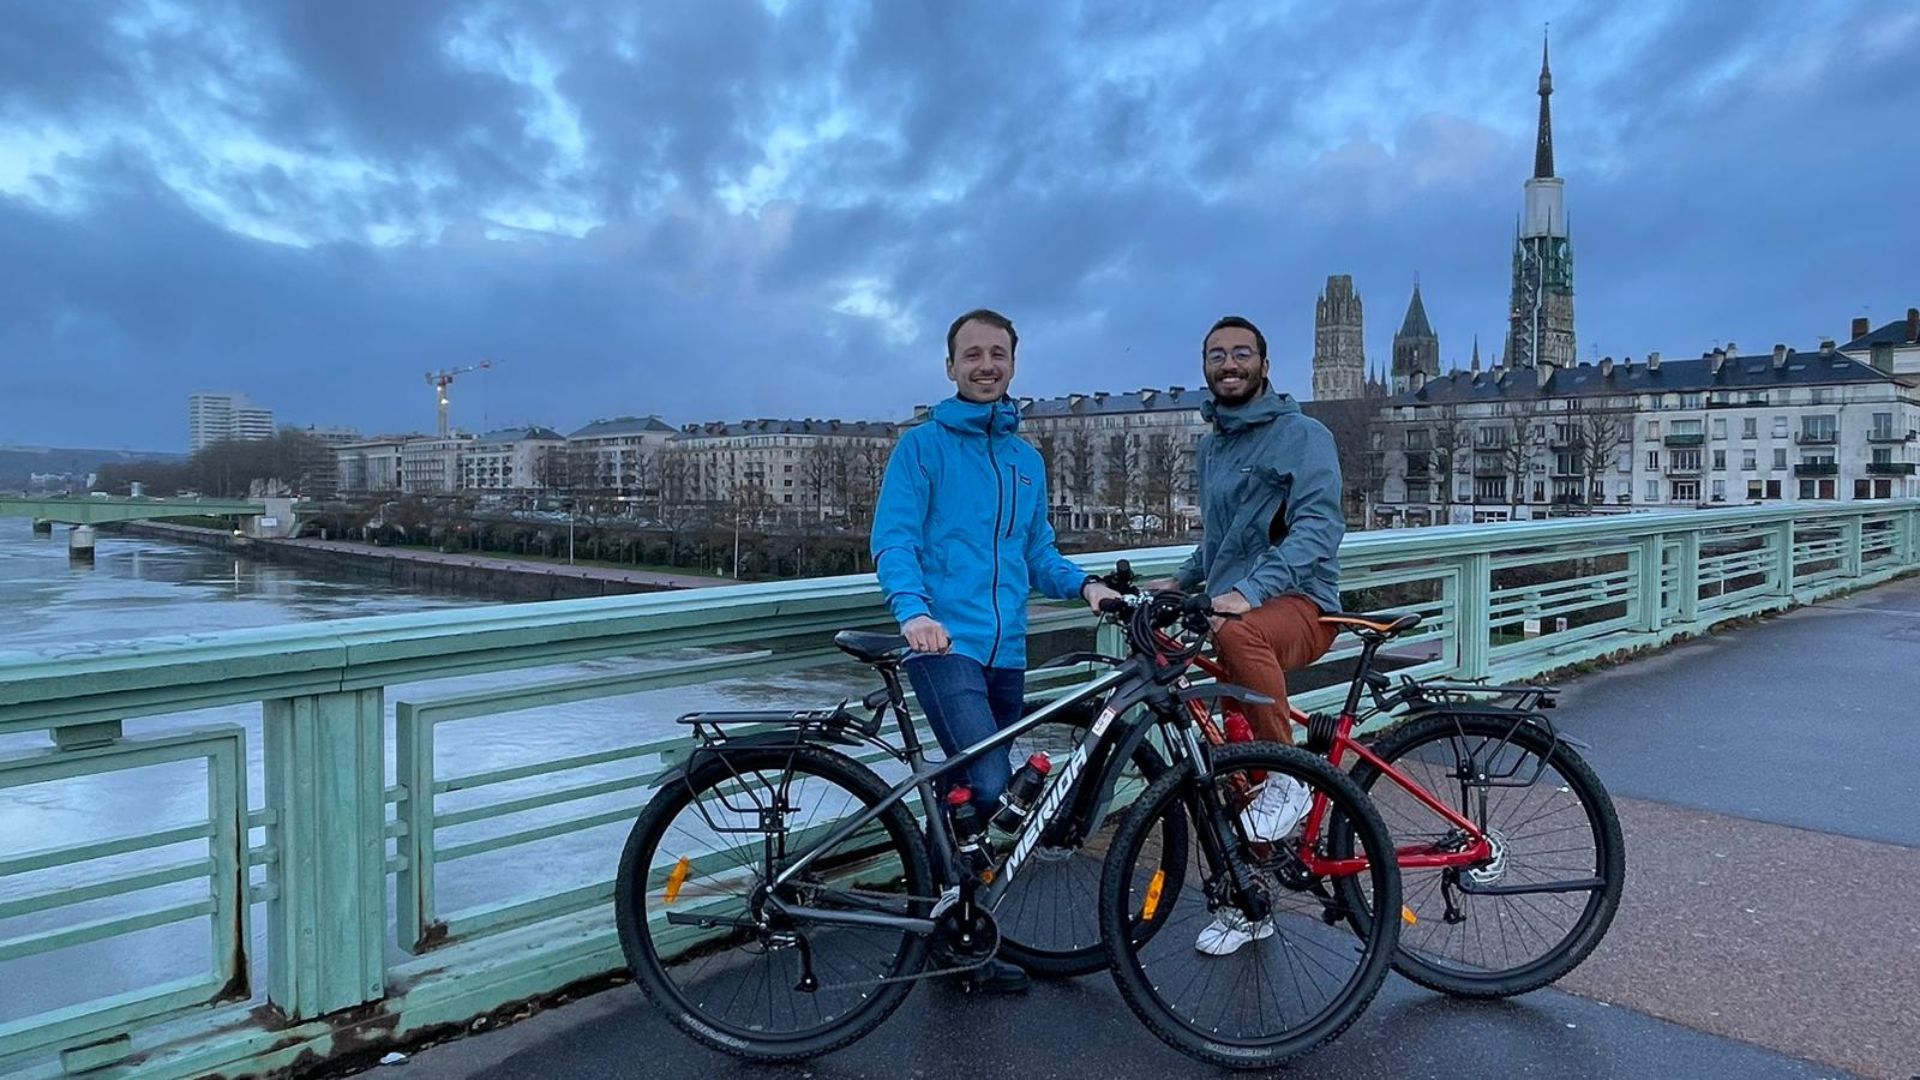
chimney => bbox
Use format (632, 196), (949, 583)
(1016, 398), (1033, 412)
(1724, 341), (1738, 358)
(1852, 316), (1871, 341)
(1872, 343), (1895, 373)
(1068, 393), (1086, 411)
(1600, 357), (1614, 378)
(1168, 385), (1186, 395)
(1412, 370), (1427, 392)
(1710, 348), (1727, 375)
(1772, 344), (1788, 370)
(1495, 367), (1509, 386)
(1093, 391), (1109, 405)
(1819, 339), (1836, 354)
(1647, 350), (1662, 372)
(1907, 307), (1918, 343)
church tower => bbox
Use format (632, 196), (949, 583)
(1311, 274), (1365, 400)
(1391, 283), (1441, 393)
(1506, 31), (1576, 369)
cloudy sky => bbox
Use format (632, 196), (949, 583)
(2, 1), (1915, 452)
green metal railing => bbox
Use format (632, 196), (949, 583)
(1, 501), (1916, 1078)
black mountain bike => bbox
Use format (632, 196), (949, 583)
(614, 588), (1403, 1069)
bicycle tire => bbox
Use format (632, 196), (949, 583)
(995, 698), (1189, 978)
(615, 745), (933, 1061)
(1099, 742), (1401, 1070)
(1338, 710), (1625, 998)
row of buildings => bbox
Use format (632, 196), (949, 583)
(316, 301), (1917, 532)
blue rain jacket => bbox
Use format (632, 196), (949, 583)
(872, 396), (1090, 668)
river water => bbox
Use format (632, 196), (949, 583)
(0, 519), (885, 1028)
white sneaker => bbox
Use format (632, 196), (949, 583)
(1240, 776), (1312, 842)
(1194, 909), (1276, 956)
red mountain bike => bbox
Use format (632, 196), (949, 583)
(1110, 561), (1626, 998)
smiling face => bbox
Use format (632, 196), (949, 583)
(1203, 325), (1268, 406)
(947, 318), (1015, 403)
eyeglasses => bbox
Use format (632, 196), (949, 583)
(1204, 346), (1257, 365)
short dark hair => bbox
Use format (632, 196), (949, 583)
(947, 308), (1018, 361)
(1203, 315), (1267, 360)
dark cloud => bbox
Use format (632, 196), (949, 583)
(0, 0), (1915, 451)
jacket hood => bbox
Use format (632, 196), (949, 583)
(932, 395), (1022, 437)
(1200, 383), (1298, 433)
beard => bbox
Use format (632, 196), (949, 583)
(1206, 369), (1266, 407)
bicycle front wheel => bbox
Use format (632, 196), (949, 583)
(1100, 742), (1401, 1070)
(614, 745), (932, 1062)
(1338, 710), (1624, 998)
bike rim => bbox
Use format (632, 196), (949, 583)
(633, 761), (923, 1044)
(1112, 755), (1397, 1052)
(1370, 730), (1610, 981)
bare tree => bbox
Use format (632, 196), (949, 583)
(1576, 403), (1629, 507)
(1136, 433), (1180, 539)
(798, 444), (838, 522)
(1302, 398), (1380, 527)
(1062, 430), (1097, 529)
(1100, 434), (1137, 534)
(1500, 397), (1545, 509)
(1429, 404), (1473, 521)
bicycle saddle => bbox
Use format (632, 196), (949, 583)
(833, 630), (912, 665)
(1317, 611), (1423, 637)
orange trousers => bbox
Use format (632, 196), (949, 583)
(1214, 594), (1338, 744)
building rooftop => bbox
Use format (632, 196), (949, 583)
(567, 415), (676, 439)
(471, 426), (566, 445)
(672, 419), (896, 440)
(1391, 346), (1907, 406)
(1016, 386), (1212, 418)
(1841, 311), (1920, 352)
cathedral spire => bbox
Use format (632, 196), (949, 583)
(1472, 334), (1481, 369)
(1534, 27), (1555, 179)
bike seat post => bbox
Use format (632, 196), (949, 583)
(880, 668), (924, 755)
(1342, 633), (1388, 720)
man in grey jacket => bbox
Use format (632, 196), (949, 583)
(1158, 314), (1345, 955)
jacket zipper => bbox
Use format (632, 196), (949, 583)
(987, 418), (1005, 667)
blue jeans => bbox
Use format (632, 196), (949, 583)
(905, 654), (1026, 811)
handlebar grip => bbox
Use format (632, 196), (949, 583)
(1098, 597), (1131, 615)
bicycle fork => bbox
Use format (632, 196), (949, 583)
(1172, 723), (1273, 923)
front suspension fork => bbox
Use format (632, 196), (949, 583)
(1176, 725), (1272, 923)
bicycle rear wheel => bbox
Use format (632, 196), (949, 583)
(1100, 742), (1400, 1070)
(615, 745), (932, 1061)
(994, 698), (1189, 977)
(1337, 710), (1624, 997)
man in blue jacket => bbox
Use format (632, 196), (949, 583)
(871, 308), (1120, 990)
(1159, 315), (1345, 956)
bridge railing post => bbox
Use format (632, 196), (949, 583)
(1450, 552), (1491, 678)
(1634, 531), (1664, 633)
(262, 688), (389, 1020)
(1774, 518), (1796, 599)
(1676, 527), (1701, 625)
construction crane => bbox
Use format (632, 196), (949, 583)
(424, 360), (496, 437)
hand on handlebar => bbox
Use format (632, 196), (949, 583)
(1081, 579), (1124, 614)
(1206, 590), (1252, 633)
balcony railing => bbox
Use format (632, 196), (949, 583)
(1866, 461), (1917, 476)
(1794, 462), (1839, 477)
(1662, 433), (1706, 448)
(2, 503), (1918, 1078)
(1867, 430), (1917, 444)
(1794, 432), (1839, 446)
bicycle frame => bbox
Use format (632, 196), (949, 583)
(757, 661), (1145, 933)
(1182, 651), (1495, 876)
